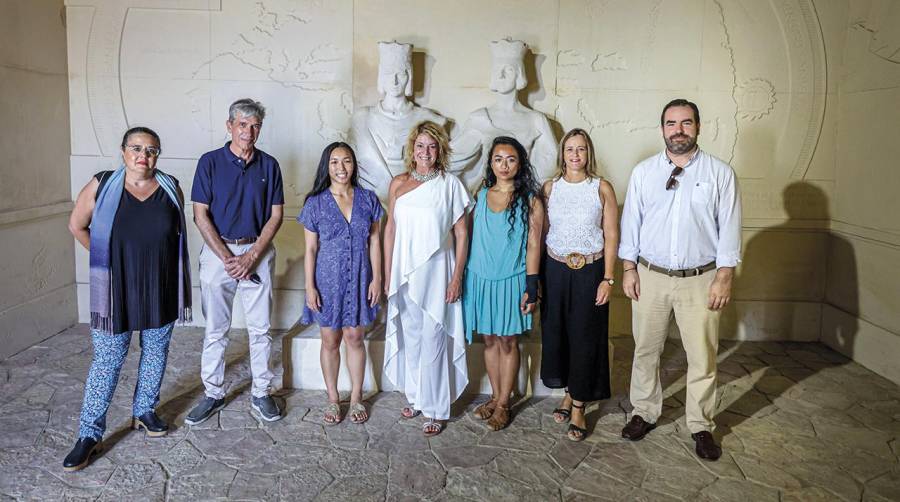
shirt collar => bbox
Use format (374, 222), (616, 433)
(662, 147), (701, 169)
(224, 141), (257, 168)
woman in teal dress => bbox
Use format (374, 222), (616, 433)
(463, 136), (544, 430)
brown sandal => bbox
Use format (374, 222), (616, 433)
(472, 399), (496, 420)
(487, 405), (510, 431)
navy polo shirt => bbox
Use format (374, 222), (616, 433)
(191, 142), (285, 239)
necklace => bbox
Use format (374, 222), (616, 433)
(410, 168), (440, 183)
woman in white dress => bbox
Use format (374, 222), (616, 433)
(383, 121), (472, 437)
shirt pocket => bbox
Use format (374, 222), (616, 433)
(691, 181), (713, 206)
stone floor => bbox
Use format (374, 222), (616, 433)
(0, 325), (899, 501)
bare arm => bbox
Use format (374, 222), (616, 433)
(446, 212), (469, 303)
(520, 196), (545, 313)
(193, 202), (233, 262)
(68, 178), (100, 250)
(596, 180), (619, 306)
(303, 227), (321, 312)
(541, 180), (553, 244)
(382, 177), (403, 295)
(367, 219), (383, 307)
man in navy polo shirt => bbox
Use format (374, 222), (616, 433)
(186, 98), (285, 424)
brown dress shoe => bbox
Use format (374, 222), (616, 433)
(621, 415), (656, 441)
(691, 431), (722, 461)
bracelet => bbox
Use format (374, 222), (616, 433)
(623, 268), (636, 273)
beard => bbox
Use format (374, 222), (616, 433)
(665, 133), (697, 155)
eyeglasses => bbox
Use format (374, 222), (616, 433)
(125, 144), (161, 157)
(666, 166), (684, 190)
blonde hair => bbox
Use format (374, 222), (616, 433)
(404, 121), (451, 174)
(554, 128), (600, 180)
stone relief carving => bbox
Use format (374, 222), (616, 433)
(349, 41), (447, 201)
(449, 39), (558, 189)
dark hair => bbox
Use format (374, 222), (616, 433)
(660, 98), (700, 126)
(483, 136), (541, 241)
(120, 126), (161, 149)
(305, 142), (359, 203)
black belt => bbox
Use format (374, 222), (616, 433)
(639, 257), (716, 278)
(221, 236), (258, 245)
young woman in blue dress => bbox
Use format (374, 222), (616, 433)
(463, 136), (544, 431)
(299, 142), (384, 425)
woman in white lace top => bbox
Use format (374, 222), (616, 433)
(541, 128), (619, 442)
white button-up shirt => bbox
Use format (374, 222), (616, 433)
(618, 149), (742, 270)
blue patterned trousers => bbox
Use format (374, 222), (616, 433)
(78, 323), (174, 440)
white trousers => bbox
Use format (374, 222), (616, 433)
(198, 243), (276, 399)
(396, 289), (453, 420)
(629, 263), (720, 433)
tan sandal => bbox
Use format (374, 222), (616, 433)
(349, 402), (369, 424)
(423, 419), (445, 437)
(472, 399), (496, 420)
(323, 402), (342, 425)
(487, 405), (510, 431)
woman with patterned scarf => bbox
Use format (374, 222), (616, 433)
(63, 126), (192, 471)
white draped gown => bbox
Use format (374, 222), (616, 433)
(384, 173), (471, 420)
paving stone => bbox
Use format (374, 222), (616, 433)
(641, 463), (716, 500)
(549, 437), (593, 472)
(266, 419), (330, 447)
(433, 446), (503, 469)
(781, 486), (844, 502)
(865, 470), (900, 502)
(697, 478), (779, 501)
(316, 474), (388, 502)
(812, 421), (895, 459)
(326, 424), (370, 449)
(369, 422), (431, 455)
(159, 439), (204, 475)
(319, 449), (389, 478)
(101, 462), (167, 494)
(563, 463), (631, 500)
(732, 453), (802, 490)
(478, 426), (556, 453)
(218, 409), (259, 430)
(240, 443), (330, 476)
(779, 460), (862, 501)
(579, 441), (644, 486)
(227, 469), (280, 500)
(167, 459), (236, 500)
(492, 451), (567, 489)
(388, 450), (446, 500)
(445, 465), (558, 501)
(0, 465), (68, 499)
(426, 418), (484, 450)
(0, 409), (49, 448)
(271, 465), (334, 499)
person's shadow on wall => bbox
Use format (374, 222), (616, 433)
(717, 181), (858, 438)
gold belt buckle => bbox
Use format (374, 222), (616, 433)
(565, 252), (586, 270)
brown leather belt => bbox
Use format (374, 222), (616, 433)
(548, 249), (604, 270)
(639, 257), (716, 278)
(221, 236), (258, 245)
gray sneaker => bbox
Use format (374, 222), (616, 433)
(252, 395), (283, 422)
(184, 396), (225, 426)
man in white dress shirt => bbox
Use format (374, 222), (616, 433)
(618, 99), (741, 461)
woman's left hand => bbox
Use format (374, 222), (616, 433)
(445, 277), (462, 304)
(368, 278), (382, 307)
(595, 281), (612, 306)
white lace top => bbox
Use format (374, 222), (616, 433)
(546, 177), (604, 256)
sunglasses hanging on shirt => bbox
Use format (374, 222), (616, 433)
(666, 166), (684, 190)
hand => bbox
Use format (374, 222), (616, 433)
(708, 270), (733, 310)
(306, 287), (322, 312)
(595, 281), (612, 306)
(368, 278), (382, 307)
(225, 252), (256, 280)
(623, 269), (640, 301)
(519, 293), (536, 314)
(445, 276), (462, 303)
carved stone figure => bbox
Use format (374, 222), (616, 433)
(350, 41), (447, 201)
(451, 39), (557, 188)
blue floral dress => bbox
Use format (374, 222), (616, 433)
(298, 187), (384, 328)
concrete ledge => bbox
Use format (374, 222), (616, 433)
(285, 322), (613, 397)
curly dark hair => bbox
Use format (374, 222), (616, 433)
(483, 136), (541, 241)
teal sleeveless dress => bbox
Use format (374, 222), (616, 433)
(463, 187), (532, 341)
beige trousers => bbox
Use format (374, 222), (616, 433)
(629, 262), (720, 433)
(198, 243), (276, 399)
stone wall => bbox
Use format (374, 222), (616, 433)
(61, 1), (899, 383)
(0, 0), (77, 358)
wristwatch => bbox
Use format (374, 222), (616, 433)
(602, 278), (615, 286)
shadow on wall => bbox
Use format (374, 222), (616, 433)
(716, 182), (858, 435)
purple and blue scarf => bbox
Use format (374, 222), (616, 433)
(89, 166), (192, 333)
